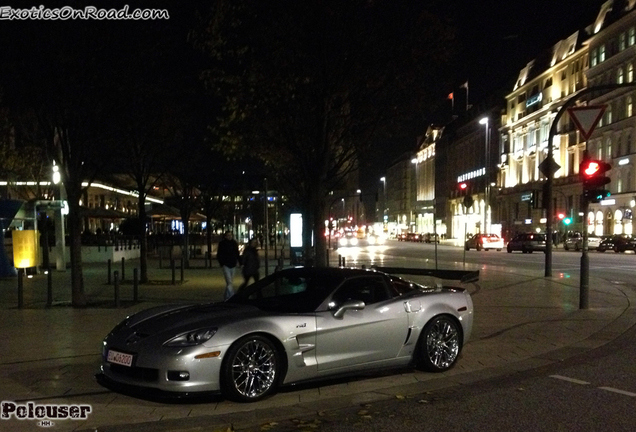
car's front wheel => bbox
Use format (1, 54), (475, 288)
(221, 335), (281, 402)
(416, 315), (462, 373)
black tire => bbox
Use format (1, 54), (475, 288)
(507, 246), (512, 253)
(564, 244), (570, 251)
(221, 335), (281, 402)
(416, 315), (462, 372)
(476, 244), (482, 251)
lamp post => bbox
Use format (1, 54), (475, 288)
(479, 117), (490, 234)
(51, 161), (67, 271)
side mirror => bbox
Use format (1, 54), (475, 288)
(333, 299), (365, 318)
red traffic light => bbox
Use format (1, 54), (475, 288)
(558, 213), (565, 220)
(580, 159), (611, 203)
(581, 160), (611, 179)
(459, 183), (467, 190)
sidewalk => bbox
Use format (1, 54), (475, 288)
(1, 251), (635, 432)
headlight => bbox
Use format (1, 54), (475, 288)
(368, 236), (377, 245)
(339, 237), (348, 246)
(164, 328), (217, 347)
(350, 237), (358, 246)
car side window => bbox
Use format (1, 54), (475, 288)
(330, 277), (390, 307)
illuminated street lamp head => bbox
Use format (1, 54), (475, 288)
(52, 162), (61, 185)
(479, 117), (488, 125)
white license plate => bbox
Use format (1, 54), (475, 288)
(107, 350), (134, 367)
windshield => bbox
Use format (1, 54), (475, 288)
(227, 270), (344, 313)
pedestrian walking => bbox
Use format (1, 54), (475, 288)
(239, 237), (261, 290)
(216, 231), (240, 300)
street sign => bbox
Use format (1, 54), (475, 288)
(568, 105), (606, 140)
(539, 157), (560, 177)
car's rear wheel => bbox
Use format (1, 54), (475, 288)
(416, 315), (462, 372)
(221, 334), (280, 402)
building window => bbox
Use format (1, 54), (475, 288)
(629, 63), (634, 82)
(599, 44), (606, 62)
(618, 67), (625, 84)
(630, 27), (636, 46)
(591, 48), (598, 67)
(620, 32), (627, 51)
(544, 77), (552, 88)
(606, 105), (613, 124)
(628, 96), (633, 117)
(606, 138), (612, 161)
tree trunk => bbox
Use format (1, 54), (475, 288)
(67, 196), (87, 307)
(138, 204), (149, 283)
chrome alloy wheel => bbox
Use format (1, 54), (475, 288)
(230, 337), (278, 400)
(422, 316), (460, 371)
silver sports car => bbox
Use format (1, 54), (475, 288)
(98, 266), (475, 402)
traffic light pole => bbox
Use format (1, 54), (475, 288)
(580, 198), (589, 309)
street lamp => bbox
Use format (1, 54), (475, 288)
(380, 177), (387, 223)
(479, 117), (490, 234)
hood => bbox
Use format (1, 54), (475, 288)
(129, 302), (263, 336)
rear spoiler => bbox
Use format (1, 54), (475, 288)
(370, 266), (480, 284)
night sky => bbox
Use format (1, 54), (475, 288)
(0, 0), (608, 185)
(453, 0), (604, 104)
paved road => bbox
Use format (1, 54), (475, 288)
(1, 241), (635, 431)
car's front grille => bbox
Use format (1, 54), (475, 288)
(109, 364), (159, 382)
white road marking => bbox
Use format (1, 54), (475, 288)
(598, 387), (636, 397)
(549, 375), (590, 385)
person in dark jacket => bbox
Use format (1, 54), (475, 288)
(216, 231), (240, 300)
(239, 237), (260, 290)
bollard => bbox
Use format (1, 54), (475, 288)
(46, 266), (53, 307)
(121, 257), (125, 281)
(326, 249), (330, 267)
(17, 269), (24, 309)
(114, 270), (120, 308)
(343, 257), (346, 267)
(362, 264), (366, 270)
(133, 268), (139, 302)
(338, 255), (342, 266)
(107, 259), (112, 284)
(180, 257), (185, 283)
(171, 258), (176, 285)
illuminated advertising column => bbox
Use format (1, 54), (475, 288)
(289, 213), (303, 265)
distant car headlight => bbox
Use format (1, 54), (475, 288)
(368, 236), (377, 245)
(339, 237), (348, 246)
(349, 237), (358, 246)
(164, 328), (218, 347)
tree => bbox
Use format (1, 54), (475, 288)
(194, 0), (457, 265)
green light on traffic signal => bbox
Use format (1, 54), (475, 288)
(563, 217), (572, 225)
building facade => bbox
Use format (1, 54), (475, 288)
(497, 28), (590, 240)
(586, 1), (636, 236)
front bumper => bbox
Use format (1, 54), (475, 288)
(101, 341), (231, 393)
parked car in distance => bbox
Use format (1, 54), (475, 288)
(406, 232), (422, 242)
(423, 233), (440, 244)
(597, 234), (636, 253)
(465, 233), (504, 251)
(564, 232), (601, 251)
(506, 232), (547, 253)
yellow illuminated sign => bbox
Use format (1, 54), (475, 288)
(12, 230), (38, 268)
